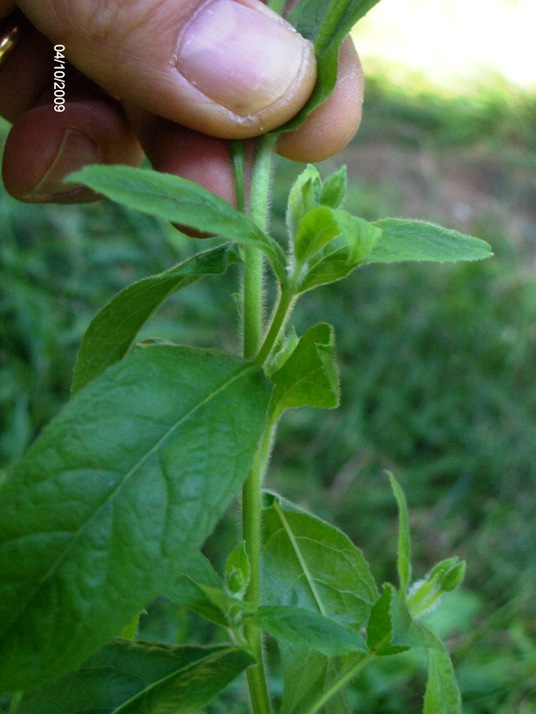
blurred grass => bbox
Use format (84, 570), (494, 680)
(1, 73), (536, 712)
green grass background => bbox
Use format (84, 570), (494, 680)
(1, 77), (535, 712)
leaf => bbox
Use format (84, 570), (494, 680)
(17, 639), (254, 714)
(298, 218), (491, 292)
(424, 647), (462, 714)
(261, 495), (377, 714)
(365, 219), (493, 264)
(297, 217), (381, 293)
(70, 165), (287, 282)
(270, 323), (339, 417)
(419, 626), (462, 714)
(264, 325), (300, 378)
(278, 649), (357, 714)
(262, 496), (377, 625)
(290, 0), (381, 51)
(281, 0), (382, 133)
(254, 605), (366, 656)
(383, 619), (461, 712)
(72, 244), (238, 393)
(167, 553), (231, 627)
(295, 207), (378, 266)
(388, 472), (412, 598)
(169, 546), (256, 627)
(286, 166), (347, 245)
(286, 164), (323, 239)
(0, 345), (271, 692)
(366, 583), (412, 656)
(294, 206), (341, 263)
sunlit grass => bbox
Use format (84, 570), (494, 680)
(353, 0), (536, 94)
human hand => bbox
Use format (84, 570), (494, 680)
(0, 0), (364, 205)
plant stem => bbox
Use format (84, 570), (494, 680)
(243, 248), (264, 360)
(243, 425), (276, 714)
(255, 288), (296, 366)
(242, 134), (276, 360)
(230, 140), (246, 214)
(241, 133), (277, 714)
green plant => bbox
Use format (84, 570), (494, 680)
(0, 1), (493, 712)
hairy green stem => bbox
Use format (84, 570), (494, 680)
(255, 288), (296, 366)
(243, 248), (265, 360)
(241, 133), (277, 714)
(241, 135), (276, 360)
(248, 134), (277, 229)
(242, 425), (276, 714)
(230, 140), (246, 214)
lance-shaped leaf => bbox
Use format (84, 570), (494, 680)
(286, 166), (347, 245)
(281, 0), (382, 133)
(297, 219), (381, 294)
(294, 207), (378, 266)
(400, 621), (462, 714)
(262, 495), (377, 633)
(291, 0), (381, 50)
(0, 345), (271, 692)
(280, 648), (361, 714)
(16, 639), (254, 714)
(320, 165), (347, 209)
(270, 323), (339, 418)
(298, 218), (491, 293)
(72, 244), (238, 393)
(262, 495), (377, 714)
(286, 164), (323, 239)
(424, 645), (462, 714)
(253, 605), (366, 656)
(365, 219), (493, 264)
(366, 583), (412, 656)
(70, 165), (287, 282)
(388, 472), (412, 599)
(168, 553), (231, 628)
(168, 550), (257, 629)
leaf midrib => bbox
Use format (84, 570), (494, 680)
(275, 360), (328, 410)
(274, 501), (327, 617)
(113, 645), (239, 714)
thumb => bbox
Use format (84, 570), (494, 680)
(17, 0), (317, 138)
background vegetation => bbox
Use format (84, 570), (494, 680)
(1, 4), (535, 709)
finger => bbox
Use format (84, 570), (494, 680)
(131, 112), (239, 207)
(0, 23), (56, 122)
(277, 38), (364, 163)
(129, 38), (364, 208)
(16, 0), (317, 139)
(0, 1), (17, 18)
(128, 108), (246, 238)
(2, 86), (143, 203)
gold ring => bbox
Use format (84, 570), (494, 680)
(0, 12), (22, 68)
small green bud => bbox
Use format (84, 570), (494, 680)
(320, 166), (347, 209)
(429, 556), (459, 580)
(286, 165), (322, 239)
(440, 560), (466, 592)
(224, 541), (250, 600)
(407, 557), (466, 618)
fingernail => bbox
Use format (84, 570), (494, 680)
(176, 0), (313, 115)
(27, 129), (100, 201)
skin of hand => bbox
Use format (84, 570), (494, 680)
(0, 0), (365, 206)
